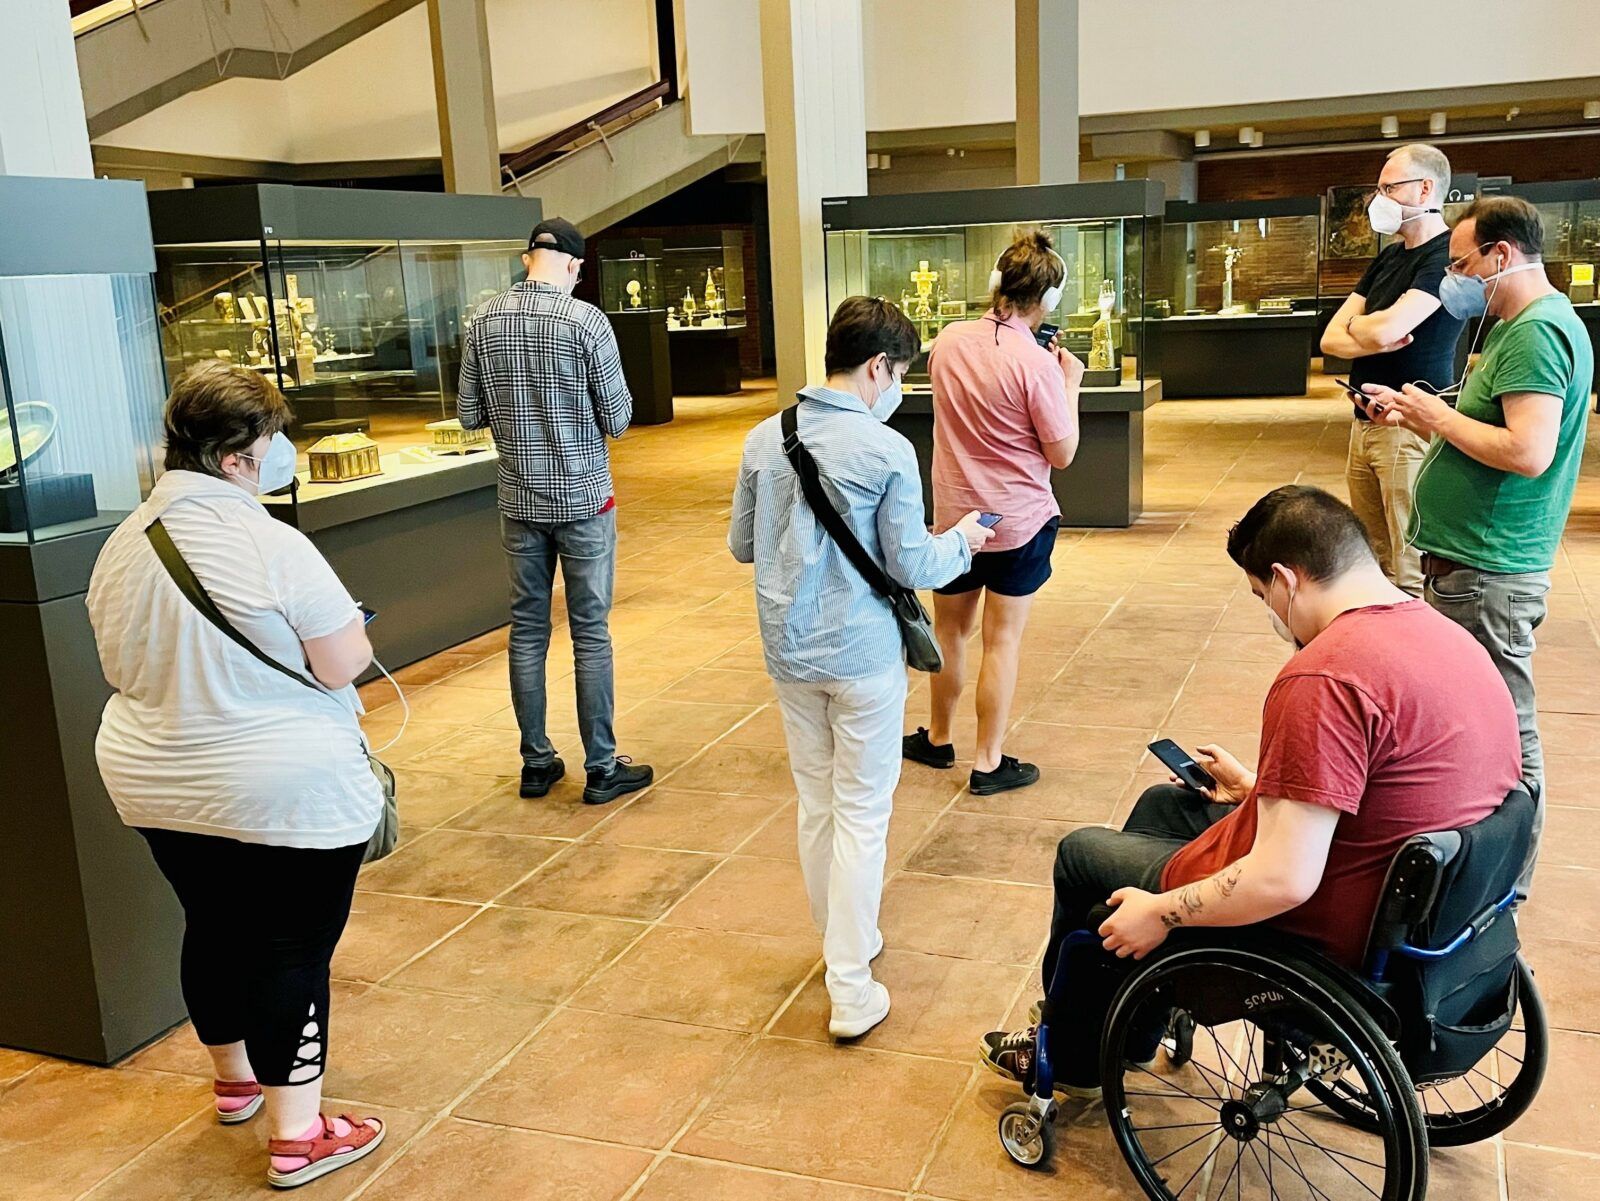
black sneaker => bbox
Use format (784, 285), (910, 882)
(582, 756), (654, 806)
(980, 1026), (1101, 1100)
(969, 755), (1040, 796)
(520, 757), (566, 799)
(903, 727), (955, 769)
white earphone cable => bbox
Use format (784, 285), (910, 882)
(368, 655), (410, 755)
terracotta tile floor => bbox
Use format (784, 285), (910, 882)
(7, 377), (1600, 1199)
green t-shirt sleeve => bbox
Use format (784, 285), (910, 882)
(1490, 317), (1578, 403)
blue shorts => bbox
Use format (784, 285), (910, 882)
(936, 516), (1059, 597)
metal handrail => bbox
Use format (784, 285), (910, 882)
(500, 79), (672, 185)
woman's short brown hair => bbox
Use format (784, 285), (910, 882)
(991, 230), (1065, 317)
(163, 361), (293, 477)
(825, 295), (920, 375)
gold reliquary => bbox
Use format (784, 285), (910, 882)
(307, 432), (382, 483)
(426, 418), (492, 455)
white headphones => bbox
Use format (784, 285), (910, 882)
(988, 244), (1067, 314)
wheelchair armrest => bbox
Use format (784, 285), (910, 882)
(1365, 832), (1462, 960)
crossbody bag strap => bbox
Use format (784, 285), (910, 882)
(780, 404), (902, 601)
(145, 518), (323, 694)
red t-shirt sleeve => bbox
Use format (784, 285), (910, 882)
(1025, 358), (1074, 445)
(1255, 672), (1384, 816)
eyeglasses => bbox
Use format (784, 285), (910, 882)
(1445, 243), (1497, 275)
(1368, 178), (1428, 202)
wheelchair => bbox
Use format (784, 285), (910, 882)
(996, 789), (1545, 1200)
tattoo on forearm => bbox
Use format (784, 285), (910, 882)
(1161, 863), (1244, 929)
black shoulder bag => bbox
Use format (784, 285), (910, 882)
(144, 518), (399, 863)
(780, 404), (943, 673)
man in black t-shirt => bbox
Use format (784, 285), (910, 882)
(1322, 143), (1464, 596)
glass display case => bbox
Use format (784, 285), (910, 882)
(823, 182), (1160, 391)
(148, 185), (541, 500)
(601, 244), (664, 314)
(663, 232), (746, 331)
(1147, 198), (1320, 399)
(0, 178), (165, 543)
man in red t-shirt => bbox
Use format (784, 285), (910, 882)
(981, 485), (1522, 1096)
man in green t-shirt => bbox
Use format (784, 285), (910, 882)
(1358, 195), (1593, 899)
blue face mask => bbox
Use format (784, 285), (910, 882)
(1439, 252), (1544, 320)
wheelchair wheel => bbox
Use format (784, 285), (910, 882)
(1102, 944), (1426, 1201)
(1306, 955), (1547, 1147)
(998, 1100), (1057, 1169)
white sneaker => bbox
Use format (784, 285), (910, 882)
(871, 930), (885, 961)
(829, 982), (891, 1040)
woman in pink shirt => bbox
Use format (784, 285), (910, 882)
(903, 232), (1085, 795)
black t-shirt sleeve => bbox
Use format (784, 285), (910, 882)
(1409, 247), (1448, 298)
(1352, 250), (1384, 298)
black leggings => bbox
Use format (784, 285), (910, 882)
(139, 828), (365, 1087)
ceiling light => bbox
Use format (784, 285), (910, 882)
(946, 147), (956, 157)
(1586, 101), (1600, 120)
(1238, 126), (1255, 145)
(1251, 130), (1264, 148)
(879, 153), (891, 169)
(1380, 115), (1399, 138)
(1429, 111), (1448, 135)
(866, 153), (880, 169)
(1194, 129), (1211, 148)
(1506, 106), (1520, 122)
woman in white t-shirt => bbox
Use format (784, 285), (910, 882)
(88, 362), (385, 1191)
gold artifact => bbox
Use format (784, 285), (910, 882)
(213, 292), (238, 322)
(1257, 296), (1294, 315)
(426, 418), (492, 456)
(307, 433), (381, 483)
(666, 305), (679, 330)
(704, 268), (720, 311)
(626, 279), (642, 308)
(1088, 278), (1116, 372)
(681, 289), (697, 325)
(908, 260), (939, 321)
(1571, 262), (1595, 304)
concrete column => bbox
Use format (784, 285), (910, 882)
(0, 1), (93, 177)
(427, 0), (501, 195)
(760, 0), (868, 398)
(1015, 0), (1079, 186)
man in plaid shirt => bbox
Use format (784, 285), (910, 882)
(458, 217), (653, 806)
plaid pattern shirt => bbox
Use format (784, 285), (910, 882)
(457, 280), (633, 523)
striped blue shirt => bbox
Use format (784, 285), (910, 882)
(729, 385), (971, 683)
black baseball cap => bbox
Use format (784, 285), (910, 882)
(527, 217), (584, 258)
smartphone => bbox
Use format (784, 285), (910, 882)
(977, 513), (1004, 529)
(359, 604), (378, 625)
(1148, 739), (1217, 793)
(1335, 377), (1384, 412)
(1035, 322), (1060, 348)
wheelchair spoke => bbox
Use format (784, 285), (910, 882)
(1150, 1124), (1226, 1170)
(1246, 1139), (1278, 1201)
(1278, 1114), (1385, 1198)
(1181, 1050), (1237, 1101)
(1124, 1088), (1222, 1110)
(1266, 1134), (1338, 1201)
(1210, 1138), (1243, 1200)
(1468, 1066), (1507, 1100)
(1170, 1131), (1230, 1197)
(1131, 1119), (1227, 1134)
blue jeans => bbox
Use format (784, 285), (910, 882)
(502, 510), (618, 773)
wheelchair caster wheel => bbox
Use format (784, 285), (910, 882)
(998, 1101), (1057, 1169)
(1166, 1010), (1196, 1068)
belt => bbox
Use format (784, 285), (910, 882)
(1421, 552), (1474, 578)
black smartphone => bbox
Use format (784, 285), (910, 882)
(1335, 377), (1384, 412)
(978, 513), (1004, 529)
(360, 604), (378, 625)
(1035, 322), (1060, 348)
(1148, 739), (1217, 793)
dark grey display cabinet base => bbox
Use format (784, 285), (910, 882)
(267, 458), (508, 673)
(0, 532), (187, 1064)
(1149, 314), (1316, 398)
(888, 380), (1160, 529)
(670, 327), (744, 395)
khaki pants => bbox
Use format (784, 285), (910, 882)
(1346, 422), (1429, 597)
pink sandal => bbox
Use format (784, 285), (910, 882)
(213, 1079), (263, 1125)
(267, 1113), (385, 1189)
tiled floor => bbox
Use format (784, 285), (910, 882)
(5, 378), (1600, 1199)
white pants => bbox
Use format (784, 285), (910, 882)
(773, 667), (908, 1015)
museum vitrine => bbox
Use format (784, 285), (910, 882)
(822, 181), (1162, 391)
(601, 242), (665, 314)
(663, 232), (746, 330)
(598, 237), (673, 423)
(148, 185), (541, 501)
(1150, 198), (1321, 398)
(0, 178), (165, 542)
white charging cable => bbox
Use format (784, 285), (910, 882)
(368, 655), (410, 755)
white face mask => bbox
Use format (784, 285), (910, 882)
(1367, 191), (1438, 237)
(872, 358), (903, 423)
(233, 431), (298, 495)
(1267, 574), (1299, 647)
